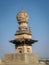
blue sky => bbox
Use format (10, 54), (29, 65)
(0, 0), (49, 59)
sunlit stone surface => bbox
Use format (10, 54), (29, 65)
(0, 10), (46, 65)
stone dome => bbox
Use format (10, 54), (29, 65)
(17, 10), (28, 23)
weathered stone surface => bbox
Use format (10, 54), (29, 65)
(4, 53), (38, 64)
(0, 10), (46, 65)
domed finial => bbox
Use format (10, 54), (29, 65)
(17, 10), (28, 23)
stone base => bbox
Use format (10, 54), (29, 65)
(4, 53), (38, 64)
(1, 53), (46, 65)
(1, 63), (46, 65)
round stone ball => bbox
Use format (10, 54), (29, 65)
(17, 10), (28, 23)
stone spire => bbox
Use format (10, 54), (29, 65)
(10, 10), (38, 53)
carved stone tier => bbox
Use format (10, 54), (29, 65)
(15, 30), (32, 35)
(15, 30), (32, 39)
(19, 22), (28, 30)
(10, 39), (38, 53)
(10, 39), (38, 44)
